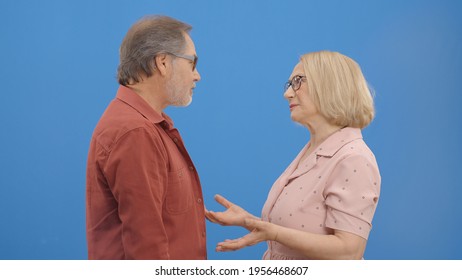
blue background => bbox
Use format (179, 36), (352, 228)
(1, 0), (461, 260)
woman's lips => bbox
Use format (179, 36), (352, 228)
(290, 104), (299, 110)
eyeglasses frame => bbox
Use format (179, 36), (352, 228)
(284, 75), (306, 93)
(165, 52), (198, 71)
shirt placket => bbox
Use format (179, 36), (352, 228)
(161, 122), (207, 255)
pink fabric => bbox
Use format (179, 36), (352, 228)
(261, 127), (380, 260)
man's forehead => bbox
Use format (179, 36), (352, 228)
(183, 33), (196, 53)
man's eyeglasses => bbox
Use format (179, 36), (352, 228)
(167, 52), (198, 71)
(284, 75), (306, 93)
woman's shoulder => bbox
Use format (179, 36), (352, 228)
(335, 138), (376, 161)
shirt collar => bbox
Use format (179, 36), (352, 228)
(314, 127), (363, 157)
(116, 85), (174, 128)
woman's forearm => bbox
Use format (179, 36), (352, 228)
(270, 224), (366, 260)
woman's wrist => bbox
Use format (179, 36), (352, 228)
(270, 223), (280, 242)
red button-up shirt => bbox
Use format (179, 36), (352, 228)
(86, 86), (207, 259)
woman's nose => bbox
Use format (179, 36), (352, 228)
(284, 87), (294, 100)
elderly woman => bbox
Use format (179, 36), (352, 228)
(206, 51), (381, 260)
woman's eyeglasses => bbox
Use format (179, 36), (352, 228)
(284, 75), (306, 93)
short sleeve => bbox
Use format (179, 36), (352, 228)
(323, 154), (381, 240)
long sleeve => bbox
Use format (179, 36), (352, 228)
(87, 86), (206, 260)
(104, 127), (170, 259)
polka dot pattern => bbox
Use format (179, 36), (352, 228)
(261, 127), (381, 260)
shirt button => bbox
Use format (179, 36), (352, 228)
(173, 138), (178, 143)
(197, 198), (202, 204)
(189, 166), (194, 171)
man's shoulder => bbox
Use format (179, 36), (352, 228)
(91, 99), (161, 152)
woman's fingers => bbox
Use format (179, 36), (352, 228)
(216, 231), (262, 251)
(205, 210), (222, 224)
(205, 211), (216, 223)
(216, 238), (246, 252)
(205, 211), (225, 225)
(214, 194), (232, 209)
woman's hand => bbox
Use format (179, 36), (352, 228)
(216, 219), (279, 252)
(205, 194), (259, 230)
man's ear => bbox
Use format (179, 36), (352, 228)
(154, 53), (169, 76)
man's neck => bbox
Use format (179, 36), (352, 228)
(126, 78), (167, 114)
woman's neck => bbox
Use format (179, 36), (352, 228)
(306, 120), (343, 150)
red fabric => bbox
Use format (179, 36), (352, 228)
(86, 86), (206, 259)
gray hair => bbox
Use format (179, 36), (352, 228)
(117, 15), (192, 85)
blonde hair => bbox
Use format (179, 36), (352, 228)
(300, 51), (375, 128)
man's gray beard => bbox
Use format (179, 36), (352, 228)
(166, 66), (192, 107)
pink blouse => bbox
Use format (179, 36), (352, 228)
(261, 127), (381, 260)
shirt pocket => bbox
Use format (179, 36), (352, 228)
(165, 166), (193, 214)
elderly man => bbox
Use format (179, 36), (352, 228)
(86, 15), (206, 259)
